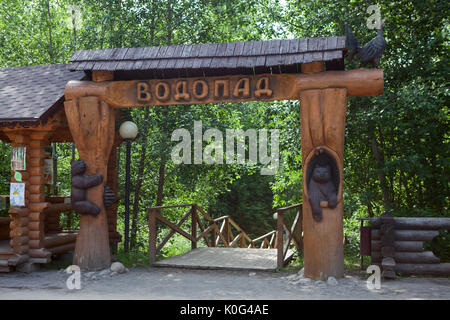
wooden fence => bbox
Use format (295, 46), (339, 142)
(148, 203), (302, 268)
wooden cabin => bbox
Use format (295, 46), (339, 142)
(0, 64), (121, 272)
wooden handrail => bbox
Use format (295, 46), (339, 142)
(149, 203), (195, 210)
(214, 216), (229, 222)
(148, 203), (303, 268)
(252, 230), (276, 243)
(276, 203), (303, 213)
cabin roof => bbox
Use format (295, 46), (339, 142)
(0, 64), (84, 127)
(69, 36), (346, 78)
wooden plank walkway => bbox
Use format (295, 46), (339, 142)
(153, 247), (294, 272)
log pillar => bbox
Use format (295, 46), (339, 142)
(7, 133), (31, 259)
(27, 132), (52, 260)
(64, 96), (115, 271)
(300, 86), (347, 280)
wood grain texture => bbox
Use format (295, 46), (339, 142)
(64, 96), (115, 271)
(64, 69), (384, 107)
(300, 87), (347, 280)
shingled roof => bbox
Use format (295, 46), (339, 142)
(0, 64), (84, 126)
(69, 36), (346, 78)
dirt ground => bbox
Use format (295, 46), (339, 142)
(0, 266), (449, 300)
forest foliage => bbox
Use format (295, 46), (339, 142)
(0, 0), (448, 258)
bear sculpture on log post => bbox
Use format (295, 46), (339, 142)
(71, 159), (117, 216)
(306, 148), (339, 222)
(71, 160), (104, 216)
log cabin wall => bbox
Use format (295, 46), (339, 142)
(369, 216), (450, 276)
(0, 64), (86, 271)
(7, 132), (31, 264)
(5, 130), (54, 263)
(44, 197), (63, 234)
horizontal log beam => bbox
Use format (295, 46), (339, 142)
(371, 240), (424, 252)
(65, 69), (383, 108)
(44, 203), (73, 214)
(28, 248), (50, 259)
(371, 229), (439, 241)
(395, 263), (450, 276)
(44, 233), (77, 248)
(370, 217), (450, 230)
(371, 251), (440, 264)
(48, 242), (75, 255)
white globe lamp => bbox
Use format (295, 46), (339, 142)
(119, 121), (138, 140)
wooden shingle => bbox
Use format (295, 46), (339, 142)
(0, 64), (84, 125)
(69, 36), (347, 76)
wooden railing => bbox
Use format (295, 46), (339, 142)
(274, 203), (303, 268)
(148, 203), (302, 268)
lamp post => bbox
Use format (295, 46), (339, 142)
(119, 121), (138, 253)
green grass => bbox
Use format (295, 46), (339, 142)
(113, 250), (150, 268)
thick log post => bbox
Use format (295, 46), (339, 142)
(27, 132), (52, 258)
(64, 96), (115, 271)
(300, 86), (347, 280)
(6, 133), (31, 260)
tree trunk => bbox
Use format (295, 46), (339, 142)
(130, 107), (150, 250)
(371, 136), (392, 210)
(155, 153), (166, 207)
(45, 0), (54, 63)
(153, 1), (173, 208)
(367, 202), (374, 218)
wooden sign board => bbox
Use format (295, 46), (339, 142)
(107, 74), (296, 107)
(65, 69), (383, 109)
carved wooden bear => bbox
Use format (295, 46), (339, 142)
(71, 160), (104, 216)
(307, 149), (338, 222)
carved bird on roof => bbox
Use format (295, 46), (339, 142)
(345, 20), (387, 68)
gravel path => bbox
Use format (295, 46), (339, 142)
(0, 267), (449, 300)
